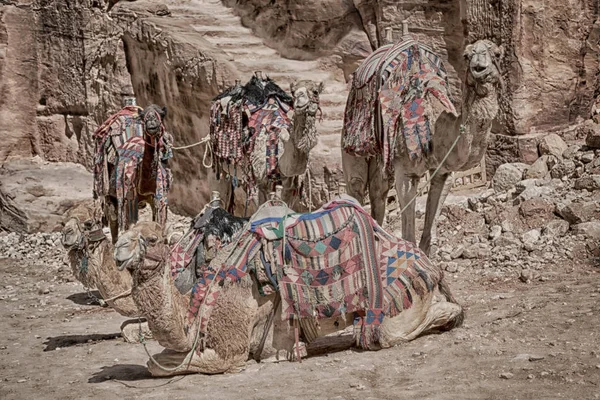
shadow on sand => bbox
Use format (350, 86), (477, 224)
(43, 333), (121, 351)
(66, 290), (105, 306)
(89, 364), (152, 383)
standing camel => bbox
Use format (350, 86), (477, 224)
(342, 35), (502, 255)
(210, 75), (323, 214)
(93, 99), (173, 243)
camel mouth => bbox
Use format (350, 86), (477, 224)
(470, 64), (490, 78)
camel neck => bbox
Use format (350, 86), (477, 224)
(132, 246), (194, 352)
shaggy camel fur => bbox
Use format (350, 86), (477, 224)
(343, 40), (503, 255)
(115, 207), (463, 376)
(61, 201), (151, 343)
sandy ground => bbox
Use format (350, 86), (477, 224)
(1, 251), (599, 400)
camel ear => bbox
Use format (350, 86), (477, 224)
(289, 82), (297, 95)
(494, 44), (505, 59)
(318, 81), (325, 94)
(160, 106), (167, 120)
(463, 44), (474, 60)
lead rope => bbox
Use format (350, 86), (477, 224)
(171, 136), (213, 169)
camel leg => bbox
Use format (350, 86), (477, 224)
(342, 151), (368, 205)
(147, 347), (247, 377)
(379, 297), (463, 347)
(419, 172), (451, 256)
(395, 173), (419, 244)
(280, 176), (297, 209)
(367, 157), (390, 226)
(106, 197), (119, 244)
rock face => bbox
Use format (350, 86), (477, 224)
(0, 157), (93, 233)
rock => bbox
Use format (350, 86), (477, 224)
(501, 220), (514, 233)
(574, 175), (600, 191)
(524, 156), (551, 179)
(489, 225), (502, 241)
(522, 229), (541, 251)
(445, 262), (459, 273)
(492, 163), (527, 192)
(563, 145), (581, 159)
(519, 268), (537, 283)
(499, 372), (514, 379)
(542, 220), (570, 237)
(529, 355), (545, 361)
(586, 124), (600, 149)
(463, 243), (491, 259)
(519, 198), (555, 226)
(514, 179), (541, 195)
(581, 152), (595, 164)
(550, 160), (576, 179)
(556, 200), (600, 225)
(495, 232), (523, 248)
(539, 133), (568, 158)
(517, 186), (554, 203)
(450, 245), (465, 260)
(571, 222), (600, 239)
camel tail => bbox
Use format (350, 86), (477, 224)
(438, 276), (464, 329)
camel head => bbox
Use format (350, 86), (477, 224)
(114, 221), (166, 273)
(141, 104), (167, 137)
(464, 40), (503, 88)
(61, 201), (103, 249)
(289, 80), (324, 153)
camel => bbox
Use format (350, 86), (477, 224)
(211, 75), (323, 214)
(93, 100), (173, 244)
(114, 196), (463, 376)
(342, 36), (503, 255)
(61, 201), (152, 343)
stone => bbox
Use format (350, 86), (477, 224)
(492, 163), (527, 192)
(556, 200), (600, 225)
(495, 233), (522, 248)
(571, 222), (600, 239)
(517, 186), (554, 203)
(586, 124), (600, 149)
(522, 229), (541, 251)
(542, 220), (570, 237)
(499, 372), (514, 380)
(463, 243), (491, 259)
(523, 156), (550, 179)
(550, 160), (576, 179)
(519, 198), (555, 224)
(489, 225), (502, 241)
(562, 145), (581, 159)
(450, 245), (465, 260)
(514, 179), (541, 195)
(581, 152), (595, 164)
(539, 133), (568, 158)
(501, 220), (514, 233)
(574, 175), (600, 191)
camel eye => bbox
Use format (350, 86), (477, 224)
(83, 220), (93, 229)
(147, 236), (158, 244)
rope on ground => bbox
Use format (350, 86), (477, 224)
(398, 131), (462, 214)
(112, 375), (187, 389)
(171, 136), (213, 169)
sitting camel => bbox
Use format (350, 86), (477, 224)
(61, 201), (152, 343)
(114, 195), (463, 376)
(93, 100), (173, 243)
(211, 76), (324, 214)
(342, 35), (503, 255)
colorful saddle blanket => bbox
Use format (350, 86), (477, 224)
(342, 34), (457, 170)
(185, 195), (441, 350)
(93, 106), (173, 231)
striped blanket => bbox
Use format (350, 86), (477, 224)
(186, 195), (441, 350)
(93, 106), (173, 231)
(342, 34), (457, 171)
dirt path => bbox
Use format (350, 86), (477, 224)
(1, 253), (598, 399)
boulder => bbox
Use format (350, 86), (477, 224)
(562, 145), (581, 159)
(571, 222), (600, 239)
(574, 175), (600, 191)
(493, 163), (528, 192)
(519, 198), (555, 227)
(585, 124), (600, 149)
(462, 243), (492, 259)
(522, 229), (541, 252)
(517, 186), (555, 203)
(556, 200), (600, 225)
(539, 133), (568, 158)
(523, 156), (550, 179)
(542, 220), (570, 237)
(550, 159), (576, 179)
(0, 158), (93, 233)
